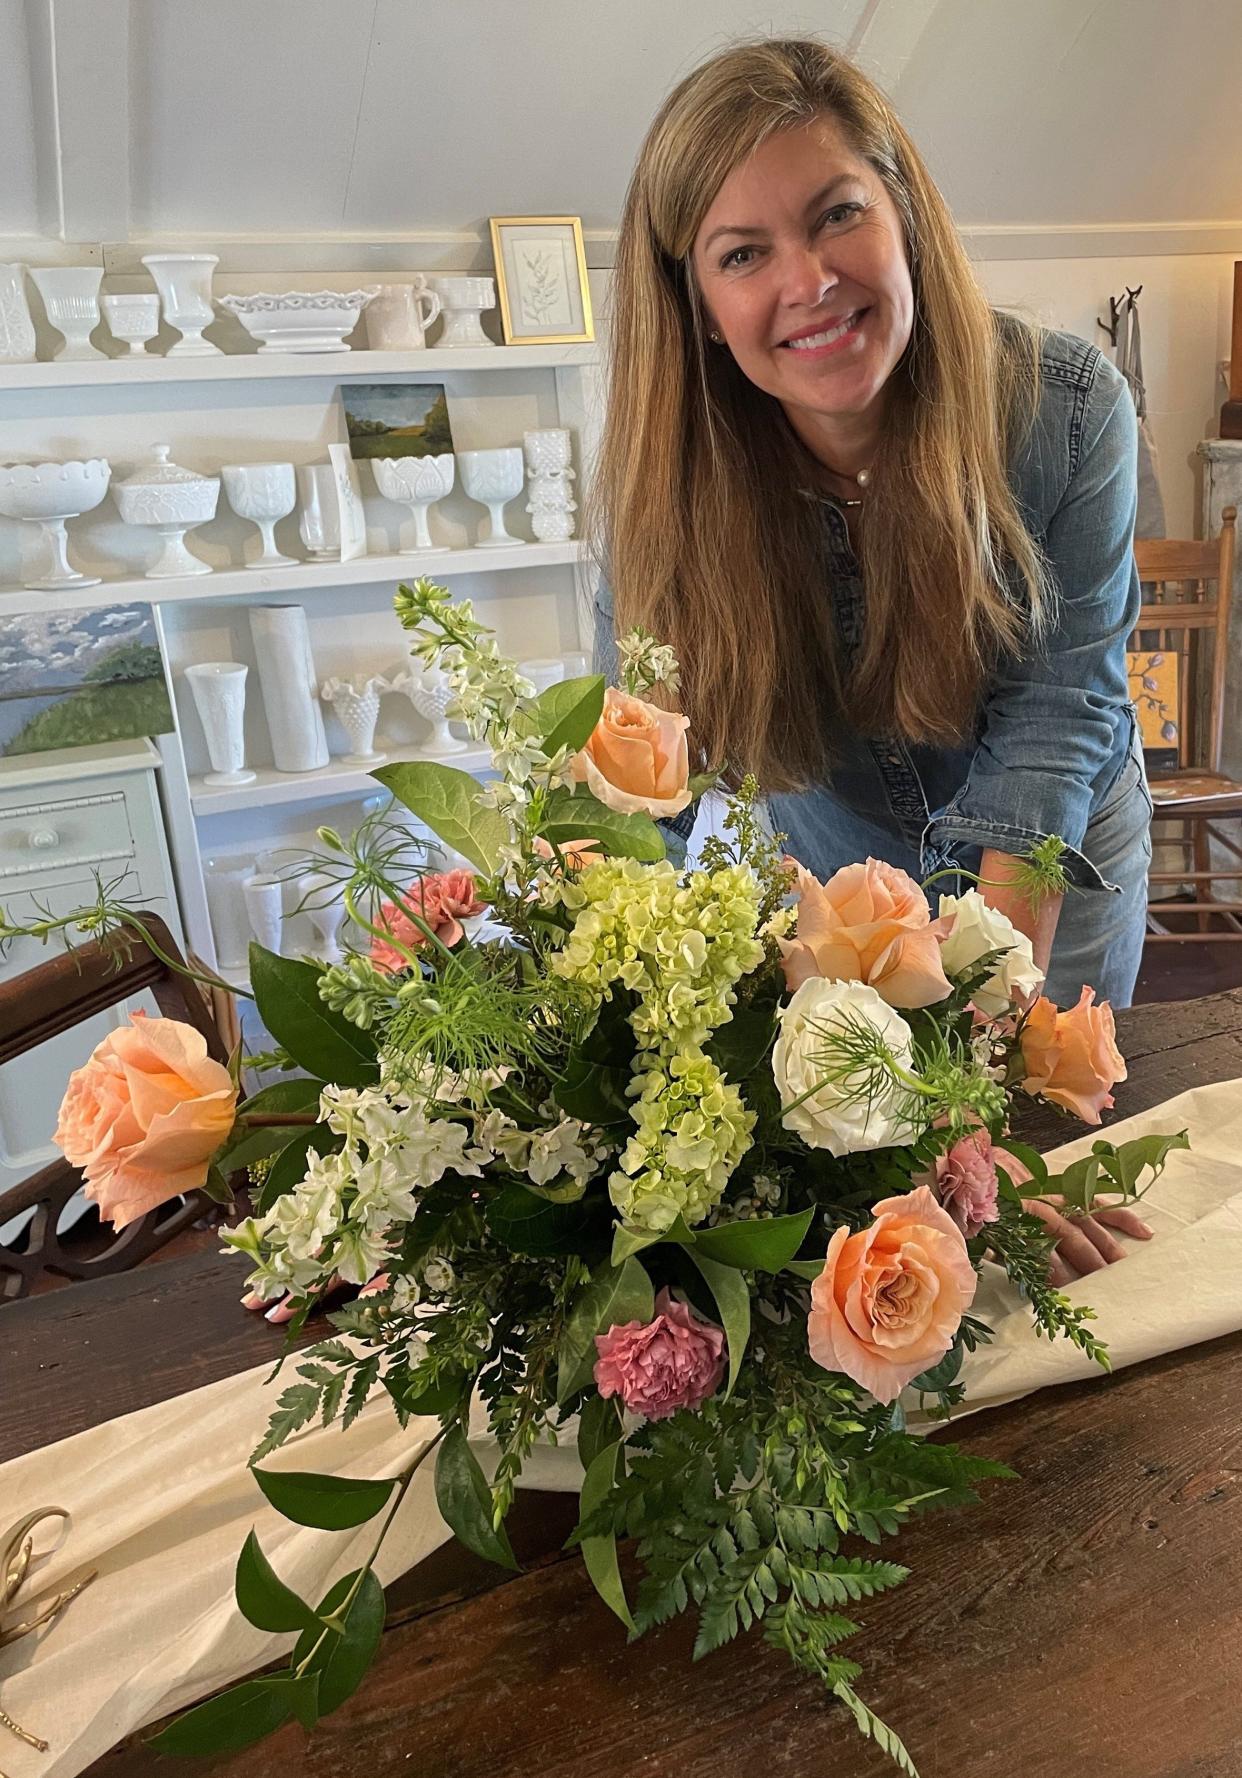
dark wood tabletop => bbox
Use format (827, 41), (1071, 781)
(6, 990), (1242, 1778)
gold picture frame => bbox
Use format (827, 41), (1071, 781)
(489, 215), (595, 346)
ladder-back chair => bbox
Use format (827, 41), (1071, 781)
(1131, 506), (1242, 938)
(0, 914), (228, 1300)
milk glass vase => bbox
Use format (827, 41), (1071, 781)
(184, 662), (256, 786)
(319, 674), (387, 765)
(0, 264), (36, 362)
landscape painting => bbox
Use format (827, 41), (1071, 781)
(0, 604), (175, 757)
(340, 381), (455, 460)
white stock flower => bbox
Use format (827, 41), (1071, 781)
(937, 890), (1045, 1018)
(772, 977), (920, 1156)
(335, 1222), (393, 1287)
(525, 1116), (595, 1187)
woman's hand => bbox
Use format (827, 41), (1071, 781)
(241, 1271), (389, 1324)
(1022, 1193), (1152, 1285)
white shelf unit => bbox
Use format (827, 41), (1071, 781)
(0, 336), (605, 978)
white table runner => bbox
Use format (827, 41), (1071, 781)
(4, 1079), (1242, 1778)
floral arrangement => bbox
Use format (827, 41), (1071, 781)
(20, 580), (1187, 1776)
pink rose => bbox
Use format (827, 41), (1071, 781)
(55, 1012), (238, 1230)
(371, 869), (487, 972)
(807, 1185), (978, 1403)
(1019, 986), (1127, 1125)
(593, 1287), (726, 1420)
(573, 688), (692, 818)
(778, 858), (954, 1010)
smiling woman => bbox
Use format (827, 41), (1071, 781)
(591, 35), (1150, 1023)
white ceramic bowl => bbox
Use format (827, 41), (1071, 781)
(0, 458), (111, 521)
(219, 289), (379, 354)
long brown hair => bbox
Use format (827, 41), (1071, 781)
(589, 37), (1048, 790)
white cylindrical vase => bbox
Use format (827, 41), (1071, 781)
(243, 874), (285, 955)
(247, 604), (330, 773)
(184, 662), (256, 786)
(204, 858), (254, 970)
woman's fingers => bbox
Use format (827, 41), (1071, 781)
(240, 1273), (348, 1322)
(1092, 1204), (1153, 1240)
(1022, 1193), (1153, 1281)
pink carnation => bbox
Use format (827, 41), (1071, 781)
(593, 1288), (726, 1421)
(933, 1128), (1032, 1239)
(370, 869), (486, 973)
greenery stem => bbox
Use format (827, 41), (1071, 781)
(292, 1425), (446, 1679)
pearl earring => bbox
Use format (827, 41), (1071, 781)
(709, 330), (722, 344)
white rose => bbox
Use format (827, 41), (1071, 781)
(772, 978), (920, 1156)
(937, 891), (1044, 1018)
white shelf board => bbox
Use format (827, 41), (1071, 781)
(0, 343), (599, 392)
(191, 743), (491, 816)
(0, 540), (587, 618)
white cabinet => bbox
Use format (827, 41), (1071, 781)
(0, 739), (182, 1201)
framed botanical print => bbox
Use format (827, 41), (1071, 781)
(489, 215), (595, 345)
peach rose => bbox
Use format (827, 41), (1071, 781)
(573, 687), (691, 818)
(778, 857), (954, 1009)
(54, 1012), (238, 1230)
(533, 835), (605, 873)
(807, 1184), (978, 1403)
(1019, 986), (1127, 1125)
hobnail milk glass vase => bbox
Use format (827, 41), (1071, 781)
(0, 264), (36, 363)
(319, 674), (387, 765)
(389, 662), (467, 755)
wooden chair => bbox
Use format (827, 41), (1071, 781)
(1131, 507), (1242, 939)
(0, 914), (228, 1301)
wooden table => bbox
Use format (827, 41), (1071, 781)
(5, 991), (1242, 1778)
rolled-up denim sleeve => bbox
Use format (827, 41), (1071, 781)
(923, 354), (1140, 890)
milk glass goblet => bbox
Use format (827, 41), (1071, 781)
(101, 293), (161, 355)
(457, 447), (525, 548)
(222, 463), (299, 568)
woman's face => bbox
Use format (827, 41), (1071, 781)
(691, 116), (915, 446)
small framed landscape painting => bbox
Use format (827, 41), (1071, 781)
(489, 215), (594, 345)
(0, 604), (174, 757)
(340, 382), (455, 461)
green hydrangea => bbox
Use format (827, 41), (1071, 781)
(553, 857), (764, 1230)
(611, 1046), (755, 1231)
(553, 858), (764, 1049)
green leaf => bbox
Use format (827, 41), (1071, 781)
(1053, 1128), (1190, 1212)
(532, 674), (605, 757)
(234, 1530), (318, 1633)
(146, 1675), (307, 1756)
(553, 1052), (631, 1125)
(707, 999), (776, 1083)
(216, 1123), (294, 1177)
(397, 1364), (469, 1419)
(291, 1568), (386, 1713)
(239, 1078), (327, 1116)
(997, 1138), (1048, 1190)
(784, 1258), (823, 1283)
(251, 1467), (396, 1530)
(910, 1340), (965, 1394)
(576, 1441), (634, 1631)
(485, 1180), (596, 1256)
(435, 1423), (518, 1570)
(557, 1256), (655, 1401)
(257, 1123), (343, 1214)
(687, 769), (719, 798)
(372, 760), (508, 874)
(249, 946), (379, 1087)
(539, 785), (666, 862)
(687, 1252), (750, 1398)
(610, 1213), (696, 1265)
(691, 1208), (814, 1272)
(576, 1391), (623, 1470)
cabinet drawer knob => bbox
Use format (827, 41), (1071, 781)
(28, 827), (60, 849)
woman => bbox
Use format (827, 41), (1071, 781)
(591, 37), (1151, 1279)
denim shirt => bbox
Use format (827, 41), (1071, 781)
(594, 327), (1141, 893)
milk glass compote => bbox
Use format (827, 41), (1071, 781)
(371, 454), (455, 553)
(222, 463), (299, 569)
(0, 459), (110, 589)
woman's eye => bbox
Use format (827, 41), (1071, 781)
(819, 202), (863, 228)
(720, 245), (758, 270)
